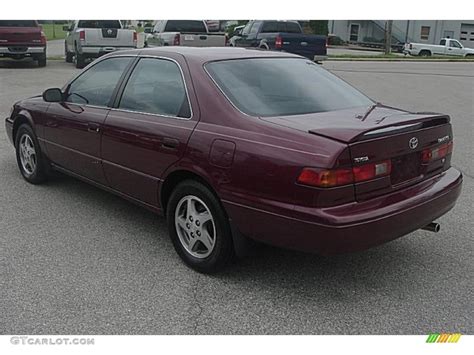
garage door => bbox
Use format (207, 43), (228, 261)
(460, 23), (474, 48)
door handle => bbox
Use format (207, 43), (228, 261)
(87, 123), (100, 133)
(161, 137), (179, 150)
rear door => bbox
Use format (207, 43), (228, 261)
(44, 56), (133, 184)
(101, 55), (198, 207)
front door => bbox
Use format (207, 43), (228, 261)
(101, 56), (198, 207)
(43, 56), (133, 184)
(447, 39), (464, 56)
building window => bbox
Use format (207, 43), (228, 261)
(420, 26), (430, 40)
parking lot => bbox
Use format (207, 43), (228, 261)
(0, 59), (472, 334)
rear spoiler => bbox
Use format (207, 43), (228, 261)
(357, 115), (450, 142)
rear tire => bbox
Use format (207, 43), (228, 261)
(65, 44), (74, 63)
(166, 180), (234, 273)
(15, 124), (49, 184)
(37, 54), (47, 67)
(419, 50), (431, 57)
(74, 50), (86, 69)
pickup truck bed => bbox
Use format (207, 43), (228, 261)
(0, 20), (47, 67)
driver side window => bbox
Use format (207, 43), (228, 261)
(66, 57), (132, 107)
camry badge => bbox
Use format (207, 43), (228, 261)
(409, 137), (419, 149)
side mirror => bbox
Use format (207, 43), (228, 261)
(42, 88), (63, 103)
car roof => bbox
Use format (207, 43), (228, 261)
(109, 46), (302, 64)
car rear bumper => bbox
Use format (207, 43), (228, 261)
(0, 46), (46, 58)
(224, 167), (463, 255)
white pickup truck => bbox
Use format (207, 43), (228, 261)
(147, 20), (226, 47)
(404, 38), (474, 57)
(64, 20), (137, 68)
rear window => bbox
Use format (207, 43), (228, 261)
(206, 58), (372, 117)
(164, 20), (206, 33)
(0, 20), (38, 27)
(261, 21), (301, 34)
(77, 20), (121, 29)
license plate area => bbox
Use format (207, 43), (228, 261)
(390, 152), (421, 185)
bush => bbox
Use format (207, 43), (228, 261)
(328, 36), (345, 46)
(362, 36), (384, 43)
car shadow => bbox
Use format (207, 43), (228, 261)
(0, 58), (41, 69)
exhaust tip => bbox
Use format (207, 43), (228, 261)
(422, 222), (440, 233)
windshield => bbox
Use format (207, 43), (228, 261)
(0, 20), (38, 27)
(77, 20), (121, 29)
(206, 58), (373, 117)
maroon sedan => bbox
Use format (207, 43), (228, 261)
(5, 47), (462, 273)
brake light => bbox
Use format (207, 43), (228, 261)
(40, 31), (47, 45)
(409, 43), (413, 49)
(352, 160), (391, 183)
(133, 31), (137, 43)
(325, 37), (328, 48)
(297, 167), (353, 188)
(275, 35), (282, 49)
(79, 30), (85, 41)
(173, 33), (180, 46)
(422, 141), (453, 163)
(297, 159), (392, 188)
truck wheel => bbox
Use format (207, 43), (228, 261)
(419, 50), (431, 57)
(166, 180), (235, 273)
(74, 51), (86, 69)
(37, 54), (47, 67)
(65, 44), (74, 63)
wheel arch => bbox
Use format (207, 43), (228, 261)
(12, 112), (35, 145)
(159, 169), (219, 214)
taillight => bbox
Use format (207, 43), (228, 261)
(352, 160), (392, 183)
(40, 31), (47, 45)
(173, 34), (180, 46)
(325, 37), (328, 48)
(225, 34), (229, 46)
(422, 141), (453, 163)
(297, 159), (392, 188)
(409, 43), (413, 50)
(275, 35), (282, 49)
(79, 30), (85, 41)
(297, 167), (353, 188)
(133, 31), (137, 43)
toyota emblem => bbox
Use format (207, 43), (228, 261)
(409, 137), (418, 149)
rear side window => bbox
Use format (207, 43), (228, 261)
(164, 20), (206, 33)
(0, 20), (37, 27)
(66, 57), (132, 107)
(119, 58), (191, 118)
(261, 22), (278, 33)
(77, 20), (121, 29)
(440, 39), (446, 46)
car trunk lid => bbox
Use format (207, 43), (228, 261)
(261, 104), (453, 200)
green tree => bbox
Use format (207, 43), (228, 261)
(308, 20), (328, 35)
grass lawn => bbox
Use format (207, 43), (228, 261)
(41, 23), (68, 41)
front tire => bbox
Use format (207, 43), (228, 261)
(166, 180), (234, 273)
(15, 124), (49, 184)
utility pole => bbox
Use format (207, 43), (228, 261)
(405, 20), (410, 44)
(385, 20), (393, 55)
